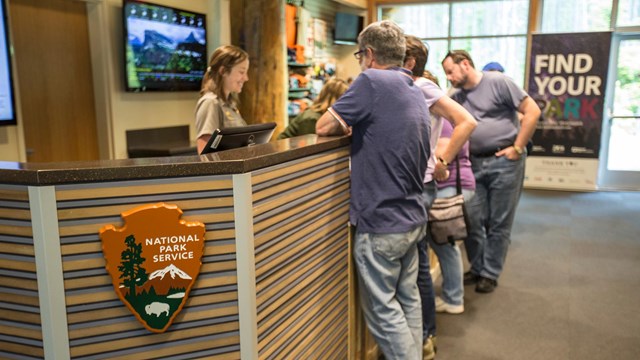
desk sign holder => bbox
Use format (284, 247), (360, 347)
(100, 203), (205, 333)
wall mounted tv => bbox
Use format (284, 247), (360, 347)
(0, 0), (17, 126)
(333, 12), (364, 45)
(123, 0), (207, 92)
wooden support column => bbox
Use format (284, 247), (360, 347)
(230, 0), (287, 134)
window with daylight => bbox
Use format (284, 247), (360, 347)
(616, 0), (640, 27)
(379, 0), (529, 88)
(541, 0), (613, 32)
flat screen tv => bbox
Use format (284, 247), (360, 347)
(123, 0), (207, 92)
(200, 122), (277, 155)
(333, 12), (364, 45)
(0, 0), (17, 126)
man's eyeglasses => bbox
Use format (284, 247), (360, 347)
(353, 49), (365, 60)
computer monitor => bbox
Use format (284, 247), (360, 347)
(200, 122), (277, 155)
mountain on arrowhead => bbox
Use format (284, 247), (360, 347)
(150, 264), (192, 280)
(129, 264), (193, 296)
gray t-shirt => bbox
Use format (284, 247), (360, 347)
(449, 71), (528, 154)
(195, 92), (247, 139)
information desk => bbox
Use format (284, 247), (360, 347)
(0, 135), (353, 359)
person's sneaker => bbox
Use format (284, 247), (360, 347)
(475, 276), (498, 293)
(435, 296), (464, 314)
(463, 271), (479, 285)
(423, 335), (437, 360)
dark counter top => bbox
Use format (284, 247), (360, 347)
(0, 135), (350, 186)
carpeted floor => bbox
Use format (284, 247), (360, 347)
(433, 189), (640, 360)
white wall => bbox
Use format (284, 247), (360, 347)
(88, 0), (229, 159)
(0, 126), (23, 161)
(334, 44), (362, 82)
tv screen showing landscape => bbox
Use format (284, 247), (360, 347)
(123, 0), (207, 92)
(0, 0), (16, 125)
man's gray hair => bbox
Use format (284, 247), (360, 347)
(357, 20), (406, 67)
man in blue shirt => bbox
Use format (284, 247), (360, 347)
(316, 20), (431, 360)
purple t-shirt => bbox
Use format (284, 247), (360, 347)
(437, 120), (476, 190)
(329, 67), (431, 234)
(414, 77), (445, 183)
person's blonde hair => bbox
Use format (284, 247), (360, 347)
(422, 70), (440, 87)
(200, 45), (249, 106)
(310, 78), (349, 113)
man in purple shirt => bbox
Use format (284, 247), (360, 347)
(317, 21), (431, 360)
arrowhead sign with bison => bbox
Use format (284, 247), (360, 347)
(100, 203), (205, 333)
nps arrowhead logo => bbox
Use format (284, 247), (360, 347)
(99, 203), (205, 333)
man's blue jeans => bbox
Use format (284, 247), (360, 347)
(429, 187), (475, 306)
(418, 181), (436, 339)
(354, 224), (426, 360)
(466, 154), (525, 280)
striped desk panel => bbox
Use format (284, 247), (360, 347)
(251, 149), (351, 360)
(55, 175), (240, 360)
(0, 185), (44, 359)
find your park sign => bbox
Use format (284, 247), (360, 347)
(525, 31), (611, 190)
(100, 203), (205, 333)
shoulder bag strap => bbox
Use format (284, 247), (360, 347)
(455, 156), (462, 195)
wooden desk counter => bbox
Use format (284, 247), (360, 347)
(0, 135), (352, 359)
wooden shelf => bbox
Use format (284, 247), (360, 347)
(288, 62), (313, 67)
(288, 87), (312, 92)
(332, 0), (367, 9)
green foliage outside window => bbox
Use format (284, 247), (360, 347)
(614, 40), (640, 116)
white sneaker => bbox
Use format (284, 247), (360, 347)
(435, 296), (464, 314)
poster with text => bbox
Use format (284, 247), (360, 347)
(525, 32), (611, 190)
(312, 18), (328, 61)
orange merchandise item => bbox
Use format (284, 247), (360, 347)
(285, 4), (297, 48)
(290, 73), (308, 88)
(295, 44), (306, 64)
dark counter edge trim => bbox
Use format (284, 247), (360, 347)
(0, 136), (350, 186)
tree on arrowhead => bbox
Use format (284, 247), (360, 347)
(118, 234), (148, 298)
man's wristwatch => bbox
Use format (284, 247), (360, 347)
(513, 145), (523, 155)
(438, 157), (449, 166)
